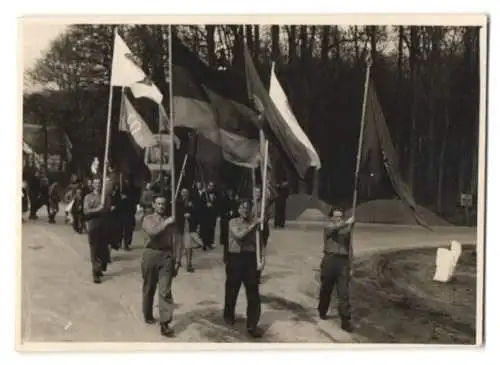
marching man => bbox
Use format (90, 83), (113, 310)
(317, 207), (355, 333)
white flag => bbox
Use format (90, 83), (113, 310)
(130, 79), (163, 104)
(269, 62), (321, 169)
(111, 32), (164, 104)
(110, 32), (147, 87)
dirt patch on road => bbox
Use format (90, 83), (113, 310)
(348, 246), (477, 344)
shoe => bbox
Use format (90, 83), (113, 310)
(341, 318), (354, 333)
(187, 266), (194, 273)
(318, 312), (328, 320)
(144, 317), (156, 324)
(247, 327), (263, 338)
(223, 316), (235, 326)
(93, 276), (102, 284)
(160, 322), (175, 337)
(124, 246), (131, 252)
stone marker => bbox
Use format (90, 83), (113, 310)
(433, 240), (462, 283)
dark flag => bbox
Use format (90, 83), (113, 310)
(171, 36), (262, 170)
(362, 78), (431, 229)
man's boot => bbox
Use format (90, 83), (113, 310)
(160, 322), (174, 337)
(341, 318), (353, 333)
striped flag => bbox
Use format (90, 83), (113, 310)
(269, 63), (321, 169)
(171, 36), (262, 169)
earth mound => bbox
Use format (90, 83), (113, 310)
(286, 196), (452, 226)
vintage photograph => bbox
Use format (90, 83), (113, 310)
(18, 16), (486, 348)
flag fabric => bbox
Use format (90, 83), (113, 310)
(362, 77), (431, 229)
(111, 32), (148, 87)
(119, 94), (156, 149)
(243, 45), (318, 179)
(111, 32), (163, 104)
(269, 62), (321, 169)
(130, 78), (163, 105)
(171, 36), (262, 169)
(158, 103), (181, 148)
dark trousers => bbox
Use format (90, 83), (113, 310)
(88, 229), (111, 280)
(318, 253), (351, 319)
(200, 218), (216, 248)
(29, 196), (48, 218)
(220, 218), (229, 261)
(141, 248), (175, 324)
(72, 212), (84, 233)
(121, 213), (135, 248)
(224, 252), (261, 329)
(274, 197), (287, 228)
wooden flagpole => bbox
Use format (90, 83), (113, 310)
(158, 103), (163, 194)
(352, 55), (372, 220)
(258, 129), (269, 269)
(101, 28), (118, 205)
(175, 154), (189, 199)
(348, 55), (372, 265)
(118, 86), (126, 193)
(168, 24), (176, 218)
(251, 167), (261, 267)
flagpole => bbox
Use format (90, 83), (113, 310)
(258, 129), (269, 269)
(118, 86), (126, 193)
(158, 103), (163, 193)
(101, 29), (118, 205)
(352, 55), (372, 220)
(252, 166), (262, 268)
(168, 24), (176, 218)
(175, 154), (189, 199)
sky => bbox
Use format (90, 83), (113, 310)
(20, 21), (69, 72)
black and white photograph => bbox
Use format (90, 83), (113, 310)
(17, 15), (487, 349)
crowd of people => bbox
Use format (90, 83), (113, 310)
(22, 164), (356, 339)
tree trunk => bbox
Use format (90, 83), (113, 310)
(206, 25), (216, 67)
(334, 26), (341, 62)
(289, 25), (297, 62)
(299, 25), (308, 59)
(308, 26), (317, 57)
(320, 25), (330, 62)
(253, 25), (260, 57)
(437, 100), (451, 214)
(426, 27), (442, 203)
(271, 25), (280, 62)
(370, 26), (377, 63)
(353, 26), (360, 64)
(397, 26), (404, 159)
(407, 26), (419, 194)
(246, 25), (254, 56)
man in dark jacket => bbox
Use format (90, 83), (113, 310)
(119, 178), (139, 251)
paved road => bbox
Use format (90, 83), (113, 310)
(20, 215), (476, 344)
